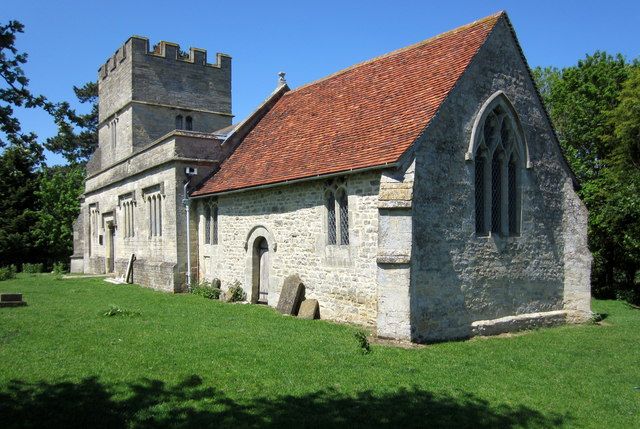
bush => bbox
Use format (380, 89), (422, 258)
(191, 281), (222, 300)
(355, 331), (371, 354)
(226, 281), (245, 303)
(0, 265), (17, 281)
(22, 263), (44, 274)
(52, 262), (67, 276)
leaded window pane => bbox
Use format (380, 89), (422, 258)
(491, 154), (502, 234)
(212, 206), (218, 245)
(338, 191), (349, 245)
(327, 193), (336, 245)
(508, 160), (518, 235)
(204, 206), (211, 244)
(475, 153), (486, 234)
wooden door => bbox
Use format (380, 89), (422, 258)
(258, 238), (269, 304)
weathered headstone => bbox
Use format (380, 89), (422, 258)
(298, 299), (319, 320)
(0, 293), (26, 307)
(276, 274), (305, 315)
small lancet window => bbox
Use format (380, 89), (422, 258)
(326, 192), (337, 245)
(175, 115), (183, 130)
(204, 205), (211, 244)
(185, 116), (193, 131)
(472, 95), (524, 237)
(212, 205), (218, 244)
(324, 178), (349, 246)
(148, 193), (162, 237)
(337, 189), (349, 245)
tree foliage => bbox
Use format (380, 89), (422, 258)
(32, 165), (84, 264)
(0, 20), (86, 268)
(0, 145), (40, 266)
(534, 53), (640, 303)
(0, 20), (51, 161)
(46, 81), (98, 164)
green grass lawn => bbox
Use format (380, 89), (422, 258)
(0, 275), (638, 428)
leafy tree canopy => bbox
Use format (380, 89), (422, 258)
(534, 53), (640, 303)
(46, 81), (98, 165)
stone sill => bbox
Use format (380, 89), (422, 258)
(377, 200), (412, 209)
(376, 254), (411, 264)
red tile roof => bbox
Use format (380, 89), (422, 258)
(193, 12), (503, 196)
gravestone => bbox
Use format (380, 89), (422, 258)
(276, 274), (305, 315)
(298, 299), (319, 320)
(0, 293), (26, 307)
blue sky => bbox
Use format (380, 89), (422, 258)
(3, 0), (639, 165)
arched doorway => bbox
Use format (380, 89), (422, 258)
(255, 237), (269, 304)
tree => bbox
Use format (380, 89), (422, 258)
(32, 165), (84, 264)
(0, 20), (51, 267)
(534, 52), (629, 182)
(534, 54), (639, 303)
(0, 20), (51, 161)
(0, 146), (40, 266)
(46, 81), (98, 164)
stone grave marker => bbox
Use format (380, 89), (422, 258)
(276, 274), (305, 315)
(298, 299), (319, 319)
(0, 293), (26, 307)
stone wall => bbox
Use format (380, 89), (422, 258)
(409, 18), (591, 342)
(131, 104), (230, 150)
(83, 162), (179, 290)
(91, 35), (232, 173)
(197, 171), (381, 327)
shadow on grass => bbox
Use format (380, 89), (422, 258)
(0, 375), (568, 428)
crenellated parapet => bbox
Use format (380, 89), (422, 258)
(98, 36), (231, 80)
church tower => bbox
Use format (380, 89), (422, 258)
(93, 36), (232, 170)
(72, 36), (233, 291)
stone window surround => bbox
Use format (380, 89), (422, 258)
(467, 91), (530, 239)
(88, 202), (99, 256)
(324, 177), (350, 247)
(108, 115), (119, 151)
(118, 191), (136, 239)
(202, 199), (219, 246)
(142, 183), (165, 238)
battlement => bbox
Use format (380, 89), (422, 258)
(98, 36), (231, 80)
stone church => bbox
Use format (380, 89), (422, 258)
(70, 11), (592, 342)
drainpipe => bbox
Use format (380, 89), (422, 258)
(183, 167), (198, 291)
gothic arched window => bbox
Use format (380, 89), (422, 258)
(185, 116), (193, 131)
(469, 92), (526, 237)
(175, 115), (183, 130)
(324, 178), (349, 245)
